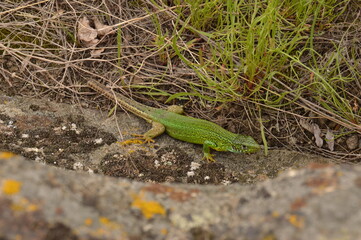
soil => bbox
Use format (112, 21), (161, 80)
(0, 93), (333, 185)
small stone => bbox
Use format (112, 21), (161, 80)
(190, 162), (201, 171)
(346, 135), (359, 150)
(165, 176), (175, 183)
(21, 133), (29, 138)
(221, 180), (231, 185)
(73, 162), (84, 170)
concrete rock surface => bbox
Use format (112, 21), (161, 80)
(0, 152), (360, 240)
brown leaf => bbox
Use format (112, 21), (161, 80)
(300, 119), (323, 148)
(325, 128), (334, 151)
(90, 48), (105, 57)
(20, 56), (31, 73)
(93, 17), (113, 36)
(313, 124), (323, 148)
(77, 16), (98, 47)
(299, 119), (313, 133)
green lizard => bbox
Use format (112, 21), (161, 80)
(88, 80), (260, 162)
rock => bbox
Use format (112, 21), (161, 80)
(346, 135), (359, 150)
(0, 153), (360, 240)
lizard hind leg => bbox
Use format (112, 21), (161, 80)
(120, 121), (165, 145)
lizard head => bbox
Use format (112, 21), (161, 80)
(228, 134), (261, 153)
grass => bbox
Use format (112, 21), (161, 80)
(141, 0), (360, 156)
(0, 0), (360, 158)
(145, 0), (360, 131)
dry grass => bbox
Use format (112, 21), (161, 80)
(0, 0), (190, 101)
(1, 0), (360, 161)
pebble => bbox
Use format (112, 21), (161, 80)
(346, 135), (359, 150)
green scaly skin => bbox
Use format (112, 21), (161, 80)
(88, 80), (260, 162)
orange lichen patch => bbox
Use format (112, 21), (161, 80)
(287, 214), (305, 228)
(290, 197), (307, 211)
(262, 233), (277, 240)
(307, 162), (333, 169)
(99, 217), (110, 224)
(99, 217), (120, 230)
(2, 179), (22, 195)
(11, 198), (39, 212)
(304, 172), (338, 194)
(160, 228), (168, 235)
(89, 218), (126, 239)
(142, 184), (199, 202)
(84, 218), (93, 226)
(0, 151), (16, 160)
(131, 192), (166, 219)
(271, 211), (280, 218)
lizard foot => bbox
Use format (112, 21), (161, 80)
(119, 134), (155, 146)
(203, 153), (216, 162)
(119, 139), (144, 146)
(131, 134), (155, 144)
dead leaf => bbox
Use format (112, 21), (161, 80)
(90, 48), (105, 57)
(313, 124), (323, 147)
(52, 9), (64, 19)
(20, 56), (31, 73)
(299, 119), (314, 133)
(300, 119), (323, 148)
(85, 39), (99, 47)
(325, 128), (334, 151)
(77, 16), (98, 47)
(93, 17), (113, 36)
(352, 99), (359, 112)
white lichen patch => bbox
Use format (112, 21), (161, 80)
(94, 138), (103, 144)
(21, 133), (29, 138)
(154, 160), (160, 168)
(190, 162), (201, 171)
(160, 149), (177, 165)
(24, 147), (44, 155)
(221, 180), (231, 185)
(71, 123), (81, 134)
(73, 162), (84, 170)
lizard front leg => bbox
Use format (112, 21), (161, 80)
(120, 121), (165, 145)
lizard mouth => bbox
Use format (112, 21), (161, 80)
(230, 142), (261, 153)
(231, 146), (256, 153)
(244, 147), (260, 153)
